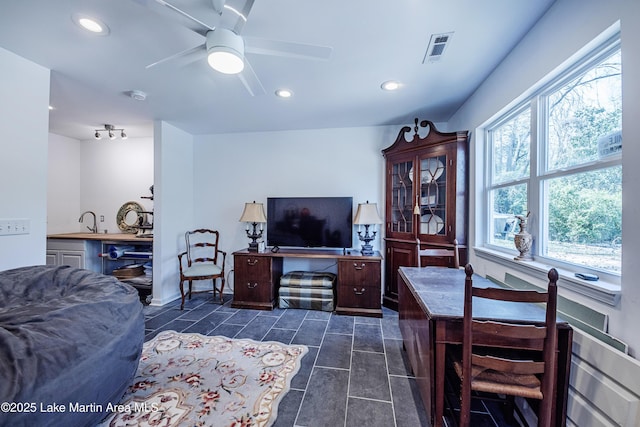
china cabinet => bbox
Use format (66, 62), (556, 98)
(382, 119), (468, 309)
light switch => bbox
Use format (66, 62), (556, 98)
(0, 218), (30, 235)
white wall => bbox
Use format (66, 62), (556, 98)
(47, 133), (81, 234)
(0, 47), (50, 270)
(448, 0), (640, 355)
(47, 135), (154, 234)
(193, 125), (397, 289)
(79, 137), (154, 233)
(152, 121), (195, 306)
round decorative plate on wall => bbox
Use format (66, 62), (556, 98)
(116, 201), (144, 233)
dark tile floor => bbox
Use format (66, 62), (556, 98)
(142, 293), (521, 427)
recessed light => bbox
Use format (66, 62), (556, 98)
(72, 13), (110, 36)
(275, 89), (293, 98)
(381, 80), (401, 91)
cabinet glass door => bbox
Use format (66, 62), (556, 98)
(390, 160), (414, 233)
(418, 154), (447, 236)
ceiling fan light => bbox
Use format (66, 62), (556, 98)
(206, 29), (245, 75)
(208, 50), (244, 74)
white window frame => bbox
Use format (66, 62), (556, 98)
(480, 34), (622, 304)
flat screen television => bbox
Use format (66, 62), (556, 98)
(267, 197), (353, 249)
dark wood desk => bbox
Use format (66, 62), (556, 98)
(398, 266), (572, 427)
(232, 248), (382, 316)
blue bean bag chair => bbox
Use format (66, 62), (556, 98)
(0, 265), (144, 427)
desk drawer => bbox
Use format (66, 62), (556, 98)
(336, 259), (382, 316)
(232, 254), (282, 310)
(337, 283), (380, 309)
(338, 260), (381, 287)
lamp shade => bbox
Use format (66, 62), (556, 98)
(353, 201), (383, 225)
(239, 202), (267, 223)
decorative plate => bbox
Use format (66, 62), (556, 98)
(421, 194), (438, 206)
(117, 201), (144, 233)
(421, 158), (444, 183)
(420, 214), (444, 235)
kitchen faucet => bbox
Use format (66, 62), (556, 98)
(79, 211), (98, 233)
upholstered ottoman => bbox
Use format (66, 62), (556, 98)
(278, 271), (336, 311)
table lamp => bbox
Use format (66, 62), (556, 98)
(239, 201), (267, 252)
(354, 201), (383, 255)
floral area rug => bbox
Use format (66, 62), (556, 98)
(99, 330), (308, 427)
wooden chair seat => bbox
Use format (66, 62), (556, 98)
(453, 358), (543, 399)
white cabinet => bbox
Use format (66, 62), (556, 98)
(45, 251), (58, 266)
(46, 239), (101, 272)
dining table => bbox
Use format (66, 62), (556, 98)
(397, 266), (573, 427)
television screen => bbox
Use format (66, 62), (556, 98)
(267, 197), (353, 248)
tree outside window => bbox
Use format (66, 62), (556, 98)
(486, 42), (621, 275)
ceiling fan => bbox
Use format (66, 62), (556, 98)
(142, 0), (333, 96)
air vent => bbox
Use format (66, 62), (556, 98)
(423, 32), (454, 63)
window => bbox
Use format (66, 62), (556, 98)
(488, 108), (530, 250)
(485, 37), (622, 278)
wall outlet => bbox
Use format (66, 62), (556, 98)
(100, 215), (105, 222)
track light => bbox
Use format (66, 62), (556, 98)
(94, 124), (127, 140)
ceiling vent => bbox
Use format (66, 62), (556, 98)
(423, 32), (453, 63)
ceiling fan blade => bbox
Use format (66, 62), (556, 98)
(232, 0), (254, 33)
(153, 0), (215, 36)
(215, 0), (254, 34)
(237, 58), (265, 96)
(244, 37), (333, 61)
(146, 44), (206, 69)
(211, 0), (226, 15)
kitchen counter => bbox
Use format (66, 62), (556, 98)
(47, 233), (153, 242)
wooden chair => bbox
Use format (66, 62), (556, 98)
(178, 229), (227, 310)
(416, 238), (460, 268)
(453, 264), (558, 427)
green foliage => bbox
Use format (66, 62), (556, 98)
(549, 176), (621, 244)
(493, 185), (527, 215)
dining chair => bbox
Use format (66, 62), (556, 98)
(452, 264), (558, 427)
(416, 238), (460, 268)
(178, 229), (227, 310)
